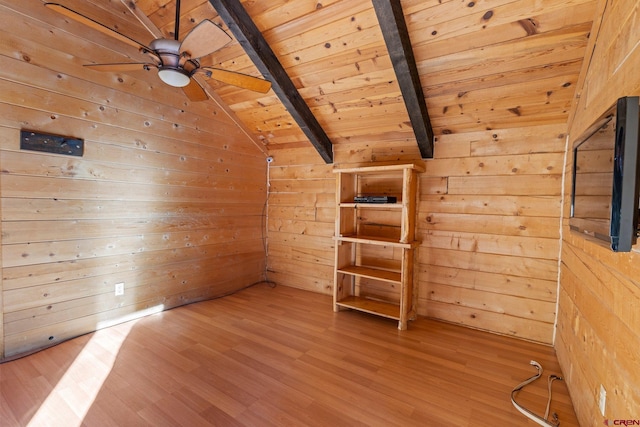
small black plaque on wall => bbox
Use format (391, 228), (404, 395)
(20, 130), (84, 157)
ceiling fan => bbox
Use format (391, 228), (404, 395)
(44, 0), (272, 101)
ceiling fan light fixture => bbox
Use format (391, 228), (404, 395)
(158, 68), (191, 87)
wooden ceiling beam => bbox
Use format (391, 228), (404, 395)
(372, 0), (434, 159)
(208, 0), (334, 163)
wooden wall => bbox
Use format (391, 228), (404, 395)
(419, 125), (566, 344)
(267, 123), (566, 344)
(556, 0), (640, 424)
(265, 147), (335, 294)
(0, 1), (267, 359)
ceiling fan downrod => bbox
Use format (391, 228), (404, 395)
(174, 0), (181, 40)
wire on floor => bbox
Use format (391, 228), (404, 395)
(262, 156), (276, 288)
(511, 360), (563, 427)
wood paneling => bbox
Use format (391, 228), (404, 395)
(0, 0), (267, 359)
(0, 283), (579, 427)
(123, 0), (595, 157)
(266, 150), (335, 294)
(557, 0), (640, 424)
(417, 123), (566, 344)
(268, 122), (566, 344)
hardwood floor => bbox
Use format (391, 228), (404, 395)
(0, 283), (578, 426)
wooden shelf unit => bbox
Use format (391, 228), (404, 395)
(333, 163), (424, 330)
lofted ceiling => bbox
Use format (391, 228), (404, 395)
(48, 0), (599, 161)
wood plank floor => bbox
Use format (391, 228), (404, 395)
(0, 283), (579, 426)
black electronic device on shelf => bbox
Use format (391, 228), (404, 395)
(354, 196), (397, 204)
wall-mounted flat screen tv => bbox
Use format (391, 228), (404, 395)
(570, 96), (640, 252)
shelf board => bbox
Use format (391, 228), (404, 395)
(337, 265), (401, 283)
(333, 163), (426, 174)
(335, 234), (417, 248)
(336, 296), (400, 320)
(339, 202), (403, 209)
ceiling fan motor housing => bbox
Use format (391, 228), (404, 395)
(150, 38), (198, 87)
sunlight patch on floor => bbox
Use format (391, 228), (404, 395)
(27, 305), (165, 427)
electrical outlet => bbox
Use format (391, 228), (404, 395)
(115, 282), (125, 296)
(599, 384), (606, 416)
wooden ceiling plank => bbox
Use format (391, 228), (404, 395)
(208, 0), (334, 164)
(418, 36), (589, 89)
(262, 0), (370, 42)
(276, 24), (385, 68)
(372, 0), (434, 159)
(410, 6), (596, 62)
(251, 0), (343, 32)
(431, 74), (578, 110)
(407, 0), (595, 43)
(268, 8), (380, 60)
(424, 59), (583, 99)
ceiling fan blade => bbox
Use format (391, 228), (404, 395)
(179, 20), (231, 60)
(119, 0), (164, 39)
(84, 62), (155, 71)
(182, 78), (209, 102)
(202, 68), (271, 93)
(44, 3), (151, 52)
